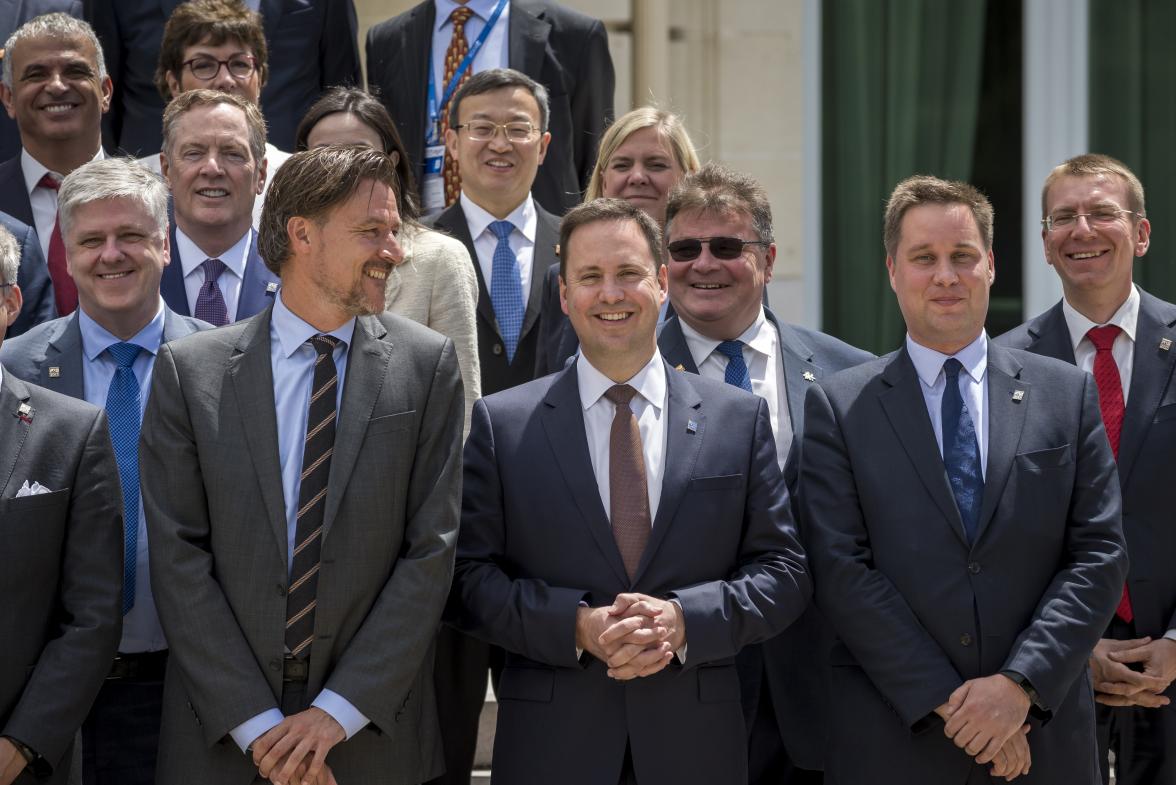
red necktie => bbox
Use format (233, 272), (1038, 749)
(37, 173), (78, 315)
(441, 6), (474, 207)
(1088, 324), (1132, 624)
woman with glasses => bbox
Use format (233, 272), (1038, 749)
(295, 87), (481, 434)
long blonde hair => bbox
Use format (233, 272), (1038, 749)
(584, 107), (702, 202)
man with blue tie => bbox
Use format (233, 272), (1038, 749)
(158, 89), (278, 325)
(0, 157), (210, 785)
(800, 175), (1128, 784)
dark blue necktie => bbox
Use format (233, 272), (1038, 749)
(489, 220), (524, 363)
(105, 342), (143, 614)
(941, 358), (983, 541)
(716, 340), (752, 392)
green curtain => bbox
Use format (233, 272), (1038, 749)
(1088, 0), (1176, 301)
(823, 0), (988, 354)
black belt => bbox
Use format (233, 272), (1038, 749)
(283, 655), (309, 683)
(107, 650), (168, 680)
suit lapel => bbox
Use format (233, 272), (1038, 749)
(0, 373), (32, 498)
(508, 2), (550, 81)
(227, 306), (289, 562)
(435, 204), (496, 330)
(540, 366), (630, 586)
(1025, 303), (1076, 364)
(974, 345), (1028, 542)
(655, 316), (699, 373)
(522, 207), (557, 338)
(772, 312), (821, 434)
(161, 224), (190, 317)
(1118, 291), (1176, 485)
(237, 230), (279, 321)
(38, 314), (85, 398)
(400, 2), (434, 170)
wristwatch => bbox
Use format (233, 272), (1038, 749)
(3, 735), (37, 765)
(1001, 670), (1042, 709)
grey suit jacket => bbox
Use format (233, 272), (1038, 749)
(141, 305), (462, 784)
(0, 370), (122, 785)
(801, 342), (1127, 784)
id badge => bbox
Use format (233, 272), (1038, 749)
(422, 144), (446, 212)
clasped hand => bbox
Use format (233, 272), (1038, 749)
(935, 674), (1032, 780)
(250, 707), (345, 785)
(1090, 637), (1176, 708)
(575, 593), (686, 680)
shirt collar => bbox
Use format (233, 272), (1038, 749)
(78, 299), (166, 361)
(678, 308), (771, 368)
(1061, 284), (1140, 352)
(576, 351), (667, 414)
(21, 145), (105, 198)
(175, 226), (252, 281)
(434, 0), (498, 31)
(460, 192), (536, 244)
(906, 330), (988, 389)
(271, 291), (355, 360)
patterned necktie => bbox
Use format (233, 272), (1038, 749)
(605, 384), (651, 581)
(286, 335), (341, 659)
(441, 6), (475, 206)
(105, 342), (143, 614)
(36, 173), (78, 316)
(716, 340), (753, 392)
(941, 358), (984, 542)
(1088, 324), (1133, 623)
(194, 258), (229, 326)
(489, 220), (524, 362)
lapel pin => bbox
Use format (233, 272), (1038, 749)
(265, 281), (279, 294)
(1161, 338), (1172, 352)
(16, 402), (32, 423)
(802, 370), (816, 382)
(1012, 390), (1025, 402)
(674, 363), (686, 372)
(48, 366), (60, 378)
(687, 419), (698, 434)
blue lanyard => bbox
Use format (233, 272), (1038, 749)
(426, 0), (508, 143)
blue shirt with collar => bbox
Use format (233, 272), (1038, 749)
(905, 330), (989, 479)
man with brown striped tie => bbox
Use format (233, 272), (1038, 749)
(141, 145), (463, 785)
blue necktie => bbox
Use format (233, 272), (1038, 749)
(716, 340), (753, 392)
(489, 220), (524, 363)
(105, 342), (143, 614)
(941, 358), (983, 541)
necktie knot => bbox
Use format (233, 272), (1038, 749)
(450, 5), (473, 28)
(37, 172), (61, 191)
(201, 258), (226, 282)
(605, 383), (638, 408)
(308, 334), (341, 358)
(716, 340), (745, 362)
(1087, 324), (1122, 352)
(942, 357), (963, 381)
(107, 342), (142, 369)
(489, 220), (514, 242)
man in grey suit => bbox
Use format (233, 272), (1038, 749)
(0, 157), (210, 785)
(0, 223), (123, 785)
(141, 145), (462, 785)
(655, 163), (873, 784)
(801, 175), (1128, 784)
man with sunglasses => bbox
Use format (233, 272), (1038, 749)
(656, 163), (872, 785)
(997, 154), (1176, 785)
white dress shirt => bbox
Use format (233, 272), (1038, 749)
(22, 146), (105, 262)
(174, 226), (252, 320)
(905, 331), (990, 480)
(1061, 284), (1139, 402)
(678, 309), (792, 471)
(460, 193), (537, 307)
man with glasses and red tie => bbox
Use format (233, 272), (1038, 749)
(997, 154), (1176, 785)
(656, 163), (872, 785)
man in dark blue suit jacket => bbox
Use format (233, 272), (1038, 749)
(452, 198), (810, 785)
(997, 154), (1176, 785)
(0, 212), (54, 337)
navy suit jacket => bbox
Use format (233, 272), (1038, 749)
(160, 227), (279, 322)
(997, 291), (1176, 645)
(801, 342), (1127, 784)
(0, 155), (34, 226)
(365, 0), (614, 216)
(452, 359), (811, 785)
(2, 210), (56, 338)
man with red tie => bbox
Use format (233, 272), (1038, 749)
(0, 13), (112, 318)
(998, 153), (1176, 785)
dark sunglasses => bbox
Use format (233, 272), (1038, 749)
(666, 236), (770, 262)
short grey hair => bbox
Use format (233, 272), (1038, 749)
(0, 225), (19, 286)
(2, 13), (108, 89)
(58, 158), (170, 239)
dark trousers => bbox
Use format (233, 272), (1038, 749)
(741, 646), (823, 785)
(427, 626), (503, 785)
(81, 653), (166, 785)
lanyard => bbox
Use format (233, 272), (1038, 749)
(426, 0), (508, 143)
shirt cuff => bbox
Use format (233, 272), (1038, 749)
(230, 708), (283, 753)
(669, 599), (687, 664)
(1164, 629), (1176, 643)
(312, 689), (370, 739)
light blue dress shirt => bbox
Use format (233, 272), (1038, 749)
(229, 292), (369, 751)
(905, 331), (989, 480)
(78, 301), (168, 653)
(175, 226), (252, 321)
(430, 0), (511, 128)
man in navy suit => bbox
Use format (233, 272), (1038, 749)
(655, 163), (873, 784)
(158, 89), (277, 324)
(451, 197), (811, 785)
(1, 211), (54, 337)
(997, 154), (1176, 785)
(0, 157), (210, 785)
(802, 175), (1127, 784)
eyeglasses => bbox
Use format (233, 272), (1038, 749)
(1042, 208), (1140, 232)
(454, 121), (538, 143)
(182, 55), (257, 81)
(666, 236), (770, 262)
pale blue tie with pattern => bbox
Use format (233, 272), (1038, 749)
(105, 342), (143, 614)
(489, 220), (524, 362)
(942, 358), (983, 542)
(716, 340), (753, 392)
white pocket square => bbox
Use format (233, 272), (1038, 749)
(15, 480), (52, 497)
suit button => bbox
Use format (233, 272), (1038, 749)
(277, 584), (287, 597)
(968, 562), (981, 575)
(269, 658), (282, 672)
(493, 343), (504, 356)
(960, 633), (973, 647)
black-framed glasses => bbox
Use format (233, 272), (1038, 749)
(666, 236), (770, 262)
(454, 121), (538, 143)
(182, 54), (257, 81)
(1042, 208), (1140, 232)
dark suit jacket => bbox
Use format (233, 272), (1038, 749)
(140, 305), (462, 784)
(0, 155), (34, 226)
(658, 308), (873, 771)
(2, 210), (56, 338)
(365, 0), (614, 216)
(800, 342), (1127, 784)
(997, 291), (1176, 646)
(0, 370), (122, 785)
(87, 0), (361, 155)
(452, 360), (812, 785)
(160, 226), (279, 322)
(427, 199), (556, 394)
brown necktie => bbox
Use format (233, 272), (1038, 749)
(441, 6), (474, 206)
(605, 384), (651, 581)
(36, 173), (78, 315)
